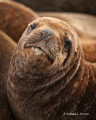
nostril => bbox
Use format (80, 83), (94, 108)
(42, 29), (53, 40)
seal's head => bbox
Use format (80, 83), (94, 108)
(10, 17), (81, 78)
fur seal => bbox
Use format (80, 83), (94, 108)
(0, 30), (16, 120)
(0, 0), (39, 42)
(7, 17), (96, 120)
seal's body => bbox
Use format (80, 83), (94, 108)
(81, 39), (96, 63)
(8, 17), (96, 120)
(0, 31), (16, 120)
(0, 1), (38, 42)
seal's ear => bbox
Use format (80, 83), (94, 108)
(64, 38), (71, 50)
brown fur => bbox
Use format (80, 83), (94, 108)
(0, 0), (39, 42)
(0, 30), (16, 120)
(38, 12), (96, 63)
(38, 12), (96, 40)
(8, 17), (96, 120)
(81, 38), (96, 63)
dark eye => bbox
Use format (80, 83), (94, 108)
(27, 24), (36, 34)
(64, 39), (71, 50)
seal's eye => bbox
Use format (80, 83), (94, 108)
(64, 39), (71, 50)
(27, 24), (36, 34)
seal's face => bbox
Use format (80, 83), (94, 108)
(15, 17), (79, 77)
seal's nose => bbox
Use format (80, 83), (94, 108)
(42, 29), (53, 40)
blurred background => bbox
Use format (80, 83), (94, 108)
(13, 0), (96, 15)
